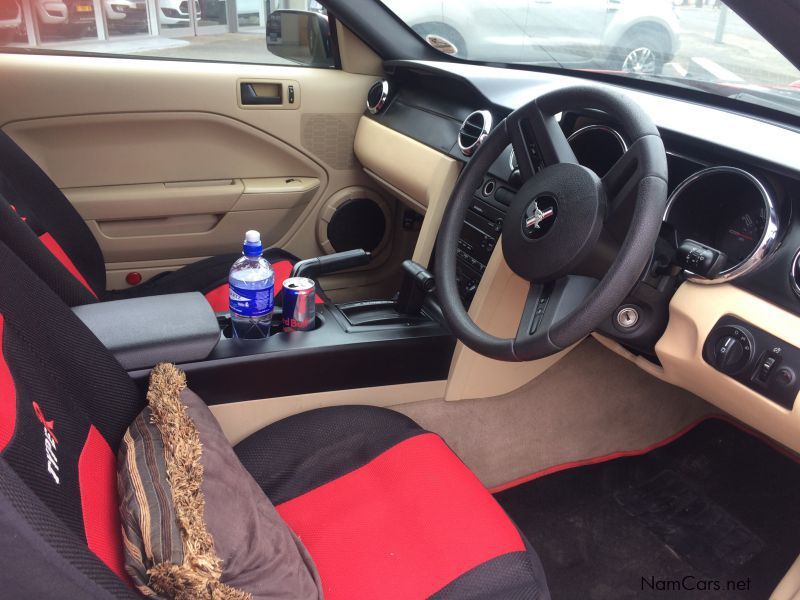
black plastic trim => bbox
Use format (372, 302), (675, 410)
(73, 292), (220, 371)
(129, 304), (454, 404)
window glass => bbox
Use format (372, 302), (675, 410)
(0, 0), (335, 68)
(381, 0), (800, 118)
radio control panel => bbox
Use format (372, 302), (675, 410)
(456, 177), (510, 307)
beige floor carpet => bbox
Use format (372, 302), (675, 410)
(394, 337), (717, 489)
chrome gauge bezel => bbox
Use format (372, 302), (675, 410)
(509, 123), (627, 172)
(664, 165), (779, 284)
(566, 124), (628, 153)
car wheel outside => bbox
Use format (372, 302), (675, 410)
(616, 28), (668, 75)
(412, 22), (467, 58)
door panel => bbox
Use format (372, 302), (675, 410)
(3, 112), (320, 188)
(62, 175), (319, 262)
(0, 53), (387, 291)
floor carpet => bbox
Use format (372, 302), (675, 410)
(496, 418), (800, 599)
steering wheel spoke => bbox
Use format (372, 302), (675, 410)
(526, 103), (579, 168)
(602, 139), (644, 219)
(507, 114), (538, 181)
(514, 276), (598, 360)
(507, 103), (578, 183)
(601, 136), (668, 235)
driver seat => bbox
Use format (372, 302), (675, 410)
(0, 240), (550, 599)
(0, 130), (326, 311)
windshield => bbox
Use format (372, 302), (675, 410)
(380, 0), (800, 117)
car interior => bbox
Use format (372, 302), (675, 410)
(2, 0), (800, 598)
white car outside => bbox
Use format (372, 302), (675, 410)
(382, 0), (680, 74)
(103, 0), (147, 31)
(159, 0), (201, 26)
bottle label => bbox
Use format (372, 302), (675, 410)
(229, 282), (274, 317)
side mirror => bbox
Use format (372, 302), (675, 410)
(267, 10), (333, 68)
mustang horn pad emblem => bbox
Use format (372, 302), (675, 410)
(524, 196), (557, 239)
(526, 201), (555, 230)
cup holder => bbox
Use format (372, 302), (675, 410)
(217, 308), (323, 339)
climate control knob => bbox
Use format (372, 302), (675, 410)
(709, 326), (754, 374)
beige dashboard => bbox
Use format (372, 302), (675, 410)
(353, 115), (800, 452)
(354, 116), (576, 402)
(655, 282), (800, 454)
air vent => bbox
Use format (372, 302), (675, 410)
(792, 249), (800, 298)
(366, 80), (389, 115)
(458, 110), (493, 157)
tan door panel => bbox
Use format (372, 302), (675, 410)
(5, 111), (326, 265)
(66, 177), (319, 219)
(87, 206), (314, 263)
(98, 214), (221, 238)
(69, 177), (319, 263)
(0, 52), (392, 294)
(235, 177), (320, 210)
(64, 180), (245, 220)
(3, 112), (323, 189)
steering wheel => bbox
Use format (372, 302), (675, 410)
(435, 86), (668, 361)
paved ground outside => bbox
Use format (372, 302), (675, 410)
(5, 6), (799, 88)
(666, 6), (798, 87)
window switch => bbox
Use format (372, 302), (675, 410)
(288, 85), (295, 104)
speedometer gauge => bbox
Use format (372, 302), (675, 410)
(717, 208), (767, 264)
(664, 166), (778, 283)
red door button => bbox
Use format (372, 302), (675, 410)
(125, 272), (142, 286)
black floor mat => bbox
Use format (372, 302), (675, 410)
(495, 419), (800, 599)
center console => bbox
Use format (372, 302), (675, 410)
(74, 253), (455, 406)
(455, 176), (513, 307)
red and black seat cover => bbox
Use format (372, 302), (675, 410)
(0, 240), (549, 598)
(236, 406), (550, 599)
(0, 130), (325, 311)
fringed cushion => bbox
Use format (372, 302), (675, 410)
(117, 363), (322, 600)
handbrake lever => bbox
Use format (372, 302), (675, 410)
(290, 249), (371, 279)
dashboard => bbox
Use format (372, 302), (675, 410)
(364, 60), (800, 314)
(355, 59), (800, 454)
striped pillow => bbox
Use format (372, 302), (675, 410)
(117, 363), (321, 599)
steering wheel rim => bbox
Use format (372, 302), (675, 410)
(435, 85), (669, 362)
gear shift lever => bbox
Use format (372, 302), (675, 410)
(396, 260), (435, 316)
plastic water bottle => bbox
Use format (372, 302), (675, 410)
(229, 230), (274, 339)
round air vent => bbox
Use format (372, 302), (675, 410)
(458, 110), (493, 156)
(366, 80), (389, 115)
(792, 249), (800, 298)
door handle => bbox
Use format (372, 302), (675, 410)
(240, 83), (282, 105)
